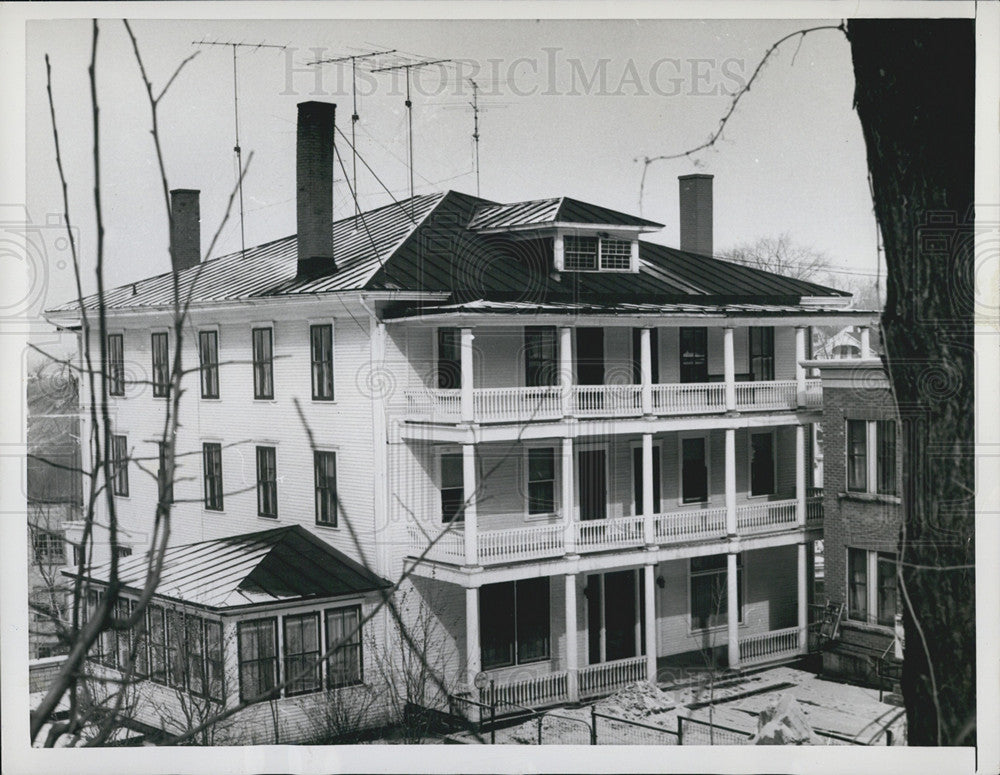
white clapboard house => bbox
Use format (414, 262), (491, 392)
(46, 100), (875, 742)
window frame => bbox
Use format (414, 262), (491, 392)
(846, 419), (868, 493)
(439, 450), (465, 524)
(151, 330), (170, 398)
(325, 604), (363, 689)
(678, 327), (709, 384)
(314, 450), (338, 527)
(523, 326), (557, 388)
(198, 329), (220, 399)
(237, 617), (279, 704)
(110, 434), (129, 497)
(523, 445), (558, 519)
(106, 332), (125, 397)
(748, 326), (775, 382)
(876, 419), (897, 495)
(309, 323), (335, 401)
(479, 578), (551, 670)
(251, 326), (275, 400)
(846, 419), (898, 496)
(847, 548), (899, 628)
(31, 527), (65, 565)
(678, 433), (710, 505)
(256, 445), (278, 518)
(688, 553), (744, 632)
(202, 442), (224, 511)
(283, 611), (322, 697)
(157, 440), (174, 505)
(562, 234), (636, 273)
(748, 430), (777, 498)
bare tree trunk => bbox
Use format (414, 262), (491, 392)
(847, 18), (976, 746)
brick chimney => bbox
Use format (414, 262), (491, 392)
(296, 100), (337, 277)
(169, 189), (200, 272)
(678, 173), (713, 257)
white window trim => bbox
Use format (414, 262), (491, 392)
(522, 442), (560, 522)
(104, 328), (127, 399)
(149, 326), (171, 401)
(628, 438), (663, 516)
(436, 446), (466, 525)
(109, 432), (131, 501)
(845, 419), (896, 496)
(200, 438), (226, 515)
(312, 445), (340, 530)
(196, 325), (222, 402)
(250, 323), (277, 403)
(307, 318), (337, 404)
(687, 553), (746, 634)
(846, 547), (898, 630)
(677, 432), (712, 506)
(557, 229), (640, 273)
(746, 429), (777, 499)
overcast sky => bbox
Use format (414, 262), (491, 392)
(26, 17), (881, 310)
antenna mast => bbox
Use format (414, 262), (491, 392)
(469, 79), (481, 197)
(309, 49), (396, 218)
(371, 58), (452, 215)
(194, 40), (287, 257)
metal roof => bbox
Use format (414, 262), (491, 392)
(467, 196), (663, 231)
(66, 525), (390, 610)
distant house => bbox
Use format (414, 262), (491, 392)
(813, 325), (878, 360)
(802, 357), (902, 686)
(46, 100), (877, 743)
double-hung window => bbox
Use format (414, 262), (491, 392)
(157, 441), (173, 505)
(326, 605), (363, 688)
(524, 326), (557, 387)
(238, 618), (278, 703)
(314, 451), (337, 526)
(846, 419), (897, 495)
(480, 578), (550, 669)
(32, 528), (65, 565)
(151, 332), (170, 397)
(440, 452), (464, 523)
(252, 327), (274, 399)
(202, 443), (224, 511)
(679, 327), (708, 383)
(310, 324), (334, 400)
(198, 331), (219, 399)
(749, 327), (775, 381)
(110, 434), (129, 497)
(848, 548), (899, 627)
(283, 612), (321, 696)
(690, 554), (742, 630)
(147, 604), (167, 683)
(527, 447), (556, 515)
(106, 333), (125, 396)
(681, 436), (708, 503)
(256, 446), (278, 518)
(563, 235), (633, 271)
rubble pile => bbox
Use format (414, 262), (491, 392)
(750, 693), (820, 745)
(596, 681), (674, 720)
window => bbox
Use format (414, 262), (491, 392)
(848, 548), (899, 627)
(32, 528), (65, 565)
(284, 612), (321, 696)
(563, 235), (633, 271)
(252, 327), (274, 400)
(106, 333), (125, 396)
(480, 578), (550, 669)
(632, 445), (661, 515)
(679, 327), (708, 383)
(238, 618), (278, 703)
(205, 620), (224, 701)
(148, 604), (167, 683)
(631, 328), (660, 384)
(198, 330), (219, 398)
(157, 441), (173, 505)
(527, 447), (556, 515)
(310, 324), (334, 400)
(749, 327), (775, 381)
(681, 436), (708, 503)
(749, 432), (775, 496)
(185, 613), (206, 695)
(847, 419), (898, 496)
(690, 554), (742, 630)
(326, 605), (363, 688)
(524, 326), (557, 387)
(151, 332), (170, 397)
(114, 598), (133, 671)
(256, 446), (278, 518)
(437, 327), (461, 389)
(202, 443), (224, 511)
(115, 546), (132, 559)
(165, 609), (186, 688)
(440, 452), (464, 523)
(314, 451), (337, 526)
(110, 434), (129, 496)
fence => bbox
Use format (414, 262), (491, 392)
(677, 715), (752, 745)
(591, 708), (679, 745)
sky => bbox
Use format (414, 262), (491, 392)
(25, 17), (882, 312)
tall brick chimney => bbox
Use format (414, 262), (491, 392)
(296, 100), (337, 277)
(169, 189), (200, 272)
(678, 173), (713, 257)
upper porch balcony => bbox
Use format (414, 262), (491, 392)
(396, 323), (830, 427)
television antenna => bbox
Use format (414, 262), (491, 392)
(469, 79), (481, 197)
(193, 39), (287, 257)
(309, 49), (396, 217)
(370, 58), (452, 214)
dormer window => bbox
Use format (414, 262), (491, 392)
(558, 233), (639, 272)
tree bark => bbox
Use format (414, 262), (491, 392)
(848, 19), (976, 746)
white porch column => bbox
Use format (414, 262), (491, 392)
(644, 564), (658, 684)
(559, 326), (573, 417)
(726, 552), (740, 669)
(562, 437), (576, 555)
(640, 326), (653, 416)
(463, 443), (479, 565)
(723, 326), (736, 411)
(859, 326), (871, 359)
(795, 326), (807, 407)
(798, 542), (809, 654)
(642, 433), (655, 545)
(465, 586), (481, 687)
(795, 424), (807, 527)
(565, 573), (579, 701)
(725, 428), (737, 536)
(460, 327), (474, 423)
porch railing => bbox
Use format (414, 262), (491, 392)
(653, 506), (727, 543)
(739, 625), (803, 665)
(579, 655), (648, 700)
(806, 495), (824, 524)
(804, 378), (823, 408)
(572, 385), (642, 417)
(474, 386), (563, 423)
(651, 382), (725, 415)
(406, 524), (465, 564)
(477, 524), (564, 564)
(483, 671), (569, 709)
(736, 499), (798, 533)
(734, 380), (798, 411)
(405, 388), (462, 422)
(575, 515), (646, 552)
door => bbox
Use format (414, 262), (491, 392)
(578, 449), (607, 521)
(576, 327), (605, 386)
(604, 570), (638, 661)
